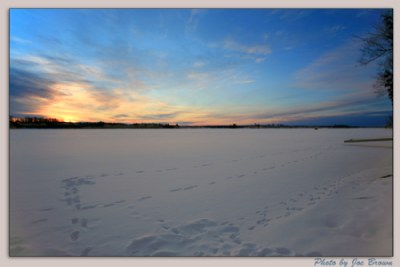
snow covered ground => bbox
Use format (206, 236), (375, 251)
(9, 128), (392, 257)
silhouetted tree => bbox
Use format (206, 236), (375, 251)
(358, 11), (393, 103)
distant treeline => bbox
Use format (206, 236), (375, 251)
(9, 117), (179, 129)
(189, 124), (354, 129)
(9, 116), (358, 129)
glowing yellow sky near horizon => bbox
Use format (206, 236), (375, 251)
(13, 79), (381, 126)
(14, 81), (275, 125)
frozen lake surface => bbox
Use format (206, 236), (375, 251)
(10, 128), (393, 256)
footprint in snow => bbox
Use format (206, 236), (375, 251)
(183, 185), (198, 191)
(80, 247), (92, 256)
(138, 196), (152, 201)
(70, 231), (80, 241)
(31, 218), (48, 225)
(170, 188), (182, 192)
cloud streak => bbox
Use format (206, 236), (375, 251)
(185, 9), (207, 34)
(249, 89), (390, 125)
(293, 41), (377, 92)
(224, 38), (271, 55)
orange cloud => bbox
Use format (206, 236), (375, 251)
(14, 80), (215, 124)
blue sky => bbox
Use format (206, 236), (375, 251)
(10, 9), (392, 126)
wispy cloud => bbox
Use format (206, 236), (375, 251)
(293, 41), (377, 92)
(249, 89), (390, 125)
(187, 71), (209, 81)
(10, 67), (61, 116)
(274, 9), (313, 22)
(185, 9), (207, 34)
(237, 80), (255, 84)
(193, 60), (206, 68)
(184, 68), (255, 91)
(222, 38), (271, 63)
(10, 36), (31, 44)
(324, 25), (347, 35)
(10, 67), (57, 99)
(138, 112), (182, 121)
(11, 54), (109, 87)
(355, 10), (372, 18)
(224, 38), (271, 55)
(113, 114), (130, 118)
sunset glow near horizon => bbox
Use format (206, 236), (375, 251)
(10, 9), (392, 126)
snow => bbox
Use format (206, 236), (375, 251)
(9, 128), (392, 256)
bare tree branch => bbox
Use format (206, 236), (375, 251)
(358, 11), (393, 103)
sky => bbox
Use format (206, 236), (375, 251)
(10, 9), (393, 126)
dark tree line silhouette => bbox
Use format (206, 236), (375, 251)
(9, 116), (180, 129)
(10, 116), (357, 129)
